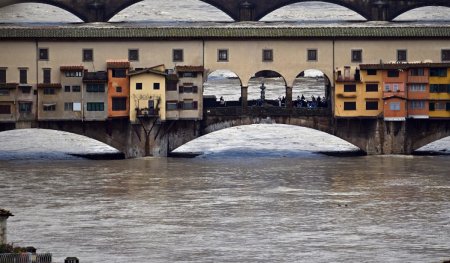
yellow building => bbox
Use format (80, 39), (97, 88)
(334, 66), (383, 118)
(429, 66), (450, 118)
(129, 65), (166, 123)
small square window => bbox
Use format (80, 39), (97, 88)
(262, 49), (273, 62)
(83, 49), (93, 62)
(218, 49), (228, 62)
(397, 50), (407, 62)
(39, 48), (49, 60)
(0, 69), (6, 83)
(442, 49), (450, 62)
(351, 50), (362, 63)
(116, 86), (122, 93)
(129, 49), (139, 61)
(344, 102), (356, 111)
(64, 86), (71, 92)
(307, 49), (317, 61)
(64, 102), (73, 111)
(367, 69), (377, 75)
(173, 49), (184, 62)
(153, 83), (160, 90)
(136, 83), (142, 90)
(366, 101), (378, 110)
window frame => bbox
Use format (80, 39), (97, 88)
(173, 49), (184, 62)
(112, 97), (127, 111)
(136, 83), (143, 90)
(39, 48), (49, 60)
(365, 83), (378, 92)
(397, 49), (407, 62)
(307, 49), (318, 62)
(82, 49), (94, 62)
(366, 101), (379, 110)
(0, 69), (6, 83)
(112, 69), (127, 78)
(262, 49), (273, 62)
(441, 49), (450, 62)
(19, 69), (27, 84)
(343, 84), (356, 92)
(19, 102), (32, 113)
(43, 69), (51, 84)
(351, 49), (362, 63)
(389, 102), (401, 111)
(128, 49), (139, 61)
(343, 101), (356, 111)
(217, 49), (229, 62)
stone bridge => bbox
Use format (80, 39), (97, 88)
(1, 0), (450, 22)
(2, 107), (449, 158)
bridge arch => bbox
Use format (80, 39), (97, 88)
(248, 70), (287, 105)
(106, 0), (235, 22)
(391, 5), (450, 21)
(204, 69), (243, 104)
(258, 0), (369, 21)
(0, 128), (122, 160)
(415, 136), (450, 154)
(0, 1), (87, 22)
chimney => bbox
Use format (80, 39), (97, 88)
(0, 209), (14, 245)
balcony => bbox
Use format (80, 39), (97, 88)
(136, 108), (159, 118)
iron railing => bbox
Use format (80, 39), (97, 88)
(0, 253), (52, 263)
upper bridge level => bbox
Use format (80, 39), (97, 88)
(1, 0), (450, 22)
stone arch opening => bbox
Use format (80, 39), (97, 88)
(248, 70), (287, 107)
(0, 2), (83, 23)
(0, 128), (122, 160)
(393, 6), (450, 21)
(292, 69), (331, 109)
(108, 0), (233, 22)
(172, 123), (360, 157)
(203, 69), (242, 107)
(260, 1), (367, 21)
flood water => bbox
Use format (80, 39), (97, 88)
(1, 155), (449, 263)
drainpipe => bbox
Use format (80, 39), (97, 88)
(35, 39), (39, 123)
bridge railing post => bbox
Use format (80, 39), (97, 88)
(285, 86), (293, 109)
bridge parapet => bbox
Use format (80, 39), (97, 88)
(205, 106), (331, 117)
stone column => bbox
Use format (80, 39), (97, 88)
(285, 86), (293, 108)
(241, 86), (248, 111)
(0, 209), (13, 245)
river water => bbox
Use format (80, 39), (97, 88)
(1, 2), (450, 263)
(1, 155), (449, 263)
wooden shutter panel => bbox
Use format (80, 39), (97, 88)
(193, 86), (198, 93)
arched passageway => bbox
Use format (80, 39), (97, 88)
(0, 129), (121, 160)
(260, 1), (366, 21)
(203, 70), (242, 107)
(248, 70), (286, 107)
(0, 3), (82, 23)
(173, 124), (360, 157)
(393, 6), (450, 21)
(109, 0), (233, 22)
(292, 69), (331, 109)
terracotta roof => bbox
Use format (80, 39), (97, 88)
(0, 208), (13, 217)
(176, 66), (205, 72)
(60, 66), (84, 71)
(128, 68), (167, 77)
(107, 60), (130, 69)
(1, 26), (450, 39)
(37, 83), (62, 88)
(360, 62), (450, 70)
(383, 95), (407, 100)
(0, 83), (18, 89)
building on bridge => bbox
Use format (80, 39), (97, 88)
(334, 63), (450, 120)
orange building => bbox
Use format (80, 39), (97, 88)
(107, 60), (130, 118)
(407, 66), (429, 118)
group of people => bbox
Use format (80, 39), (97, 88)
(294, 95), (328, 108)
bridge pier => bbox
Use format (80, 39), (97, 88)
(241, 85), (248, 112)
(371, 1), (388, 21)
(285, 86), (293, 108)
(239, 1), (256, 21)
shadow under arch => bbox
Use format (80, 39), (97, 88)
(415, 135), (450, 154)
(248, 70), (287, 106)
(106, 0), (235, 22)
(258, 0), (368, 21)
(0, 128), (123, 160)
(392, 5), (450, 21)
(0, 1), (85, 22)
(173, 123), (361, 157)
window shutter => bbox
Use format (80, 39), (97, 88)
(193, 86), (198, 93)
(179, 86), (184, 93)
(193, 101), (198, 109)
